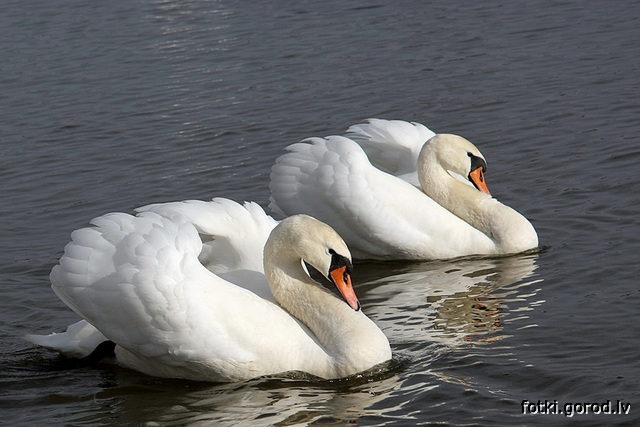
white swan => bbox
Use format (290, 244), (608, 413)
(27, 198), (391, 382)
(269, 119), (538, 260)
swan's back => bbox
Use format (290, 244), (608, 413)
(346, 119), (435, 186)
(138, 198), (277, 275)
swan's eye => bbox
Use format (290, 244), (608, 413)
(468, 153), (487, 173)
(329, 250), (353, 276)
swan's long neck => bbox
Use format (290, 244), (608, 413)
(419, 149), (538, 253)
(263, 233), (390, 377)
(265, 256), (356, 346)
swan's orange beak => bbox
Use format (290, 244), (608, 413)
(469, 167), (491, 196)
(330, 266), (360, 311)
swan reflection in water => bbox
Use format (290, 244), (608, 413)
(358, 252), (543, 348)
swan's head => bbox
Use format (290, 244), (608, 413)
(421, 134), (491, 196)
(266, 215), (360, 311)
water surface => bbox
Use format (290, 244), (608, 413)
(2, 0), (639, 425)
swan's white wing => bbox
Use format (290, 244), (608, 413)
(137, 198), (277, 274)
(27, 200), (278, 359)
(136, 197), (278, 302)
(136, 198), (278, 300)
(269, 136), (495, 260)
(345, 119), (435, 187)
(49, 210), (318, 381)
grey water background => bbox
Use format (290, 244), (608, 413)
(1, 0), (639, 425)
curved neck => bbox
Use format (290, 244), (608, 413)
(418, 150), (489, 226)
(263, 240), (390, 376)
(418, 150), (537, 253)
(264, 249), (363, 346)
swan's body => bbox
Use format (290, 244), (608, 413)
(269, 119), (538, 260)
(27, 198), (390, 382)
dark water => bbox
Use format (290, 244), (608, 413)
(2, 0), (639, 425)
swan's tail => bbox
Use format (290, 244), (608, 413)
(25, 319), (108, 359)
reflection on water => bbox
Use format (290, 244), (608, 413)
(98, 367), (404, 426)
(358, 253), (543, 349)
